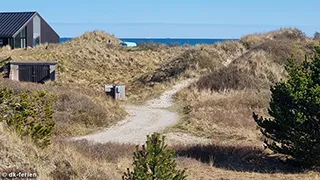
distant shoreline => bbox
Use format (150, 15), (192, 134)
(60, 37), (239, 46)
(61, 37), (238, 40)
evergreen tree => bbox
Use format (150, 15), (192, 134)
(122, 133), (187, 180)
(253, 45), (320, 168)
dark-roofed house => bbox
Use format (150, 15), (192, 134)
(0, 11), (59, 49)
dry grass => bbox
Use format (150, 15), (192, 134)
(139, 41), (245, 84)
(240, 28), (309, 49)
(197, 30), (315, 92)
(68, 140), (135, 163)
(0, 31), (246, 103)
(168, 28), (320, 179)
(2, 120), (319, 180)
(132, 40), (246, 102)
(176, 157), (320, 180)
(197, 50), (287, 91)
(173, 29), (316, 145)
(0, 122), (135, 180)
(173, 144), (303, 173)
(135, 41), (170, 51)
(0, 30), (186, 102)
(177, 28), (316, 142)
(174, 87), (269, 144)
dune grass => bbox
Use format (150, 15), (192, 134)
(173, 87), (269, 144)
(171, 28), (316, 146)
(0, 122), (136, 179)
(169, 28), (320, 179)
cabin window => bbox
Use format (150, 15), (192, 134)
(14, 27), (27, 48)
(33, 15), (41, 47)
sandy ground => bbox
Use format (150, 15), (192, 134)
(72, 79), (211, 145)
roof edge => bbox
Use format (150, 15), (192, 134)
(9, 60), (58, 64)
(12, 12), (38, 37)
(0, 11), (37, 14)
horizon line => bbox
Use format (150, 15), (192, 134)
(60, 37), (240, 39)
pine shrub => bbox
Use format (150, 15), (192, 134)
(122, 133), (187, 180)
(253, 45), (320, 168)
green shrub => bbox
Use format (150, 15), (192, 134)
(122, 133), (187, 180)
(253, 45), (320, 168)
(0, 86), (56, 148)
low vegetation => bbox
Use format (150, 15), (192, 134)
(172, 28), (320, 179)
(0, 124), (136, 179)
(0, 30), (246, 102)
(0, 85), (56, 148)
(174, 88), (269, 145)
(198, 29), (315, 92)
(174, 29), (316, 142)
(0, 79), (126, 137)
(0, 30), (186, 102)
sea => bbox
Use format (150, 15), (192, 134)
(60, 37), (237, 46)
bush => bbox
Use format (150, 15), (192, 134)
(0, 86), (56, 148)
(196, 65), (265, 91)
(252, 39), (296, 64)
(122, 133), (187, 180)
(55, 91), (108, 126)
(253, 45), (320, 168)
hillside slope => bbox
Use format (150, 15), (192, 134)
(0, 30), (247, 102)
(174, 28), (317, 144)
(0, 31), (185, 101)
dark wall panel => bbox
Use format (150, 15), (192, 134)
(40, 17), (59, 44)
(18, 65), (50, 83)
(18, 65), (33, 82)
(26, 20), (33, 47)
(0, 38), (8, 47)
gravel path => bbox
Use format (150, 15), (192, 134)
(146, 79), (196, 109)
(72, 79), (202, 145)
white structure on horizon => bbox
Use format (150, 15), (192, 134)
(120, 41), (137, 47)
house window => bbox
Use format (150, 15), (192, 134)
(0, 39), (3, 46)
(33, 15), (41, 47)
(19, 28), (26, 38)
(21, 39), (26, 48)
(14, 27), (27, 48)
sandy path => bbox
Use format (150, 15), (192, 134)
(72, 79), (202, 145)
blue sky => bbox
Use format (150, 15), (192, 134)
(1, 1), (320, 38)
